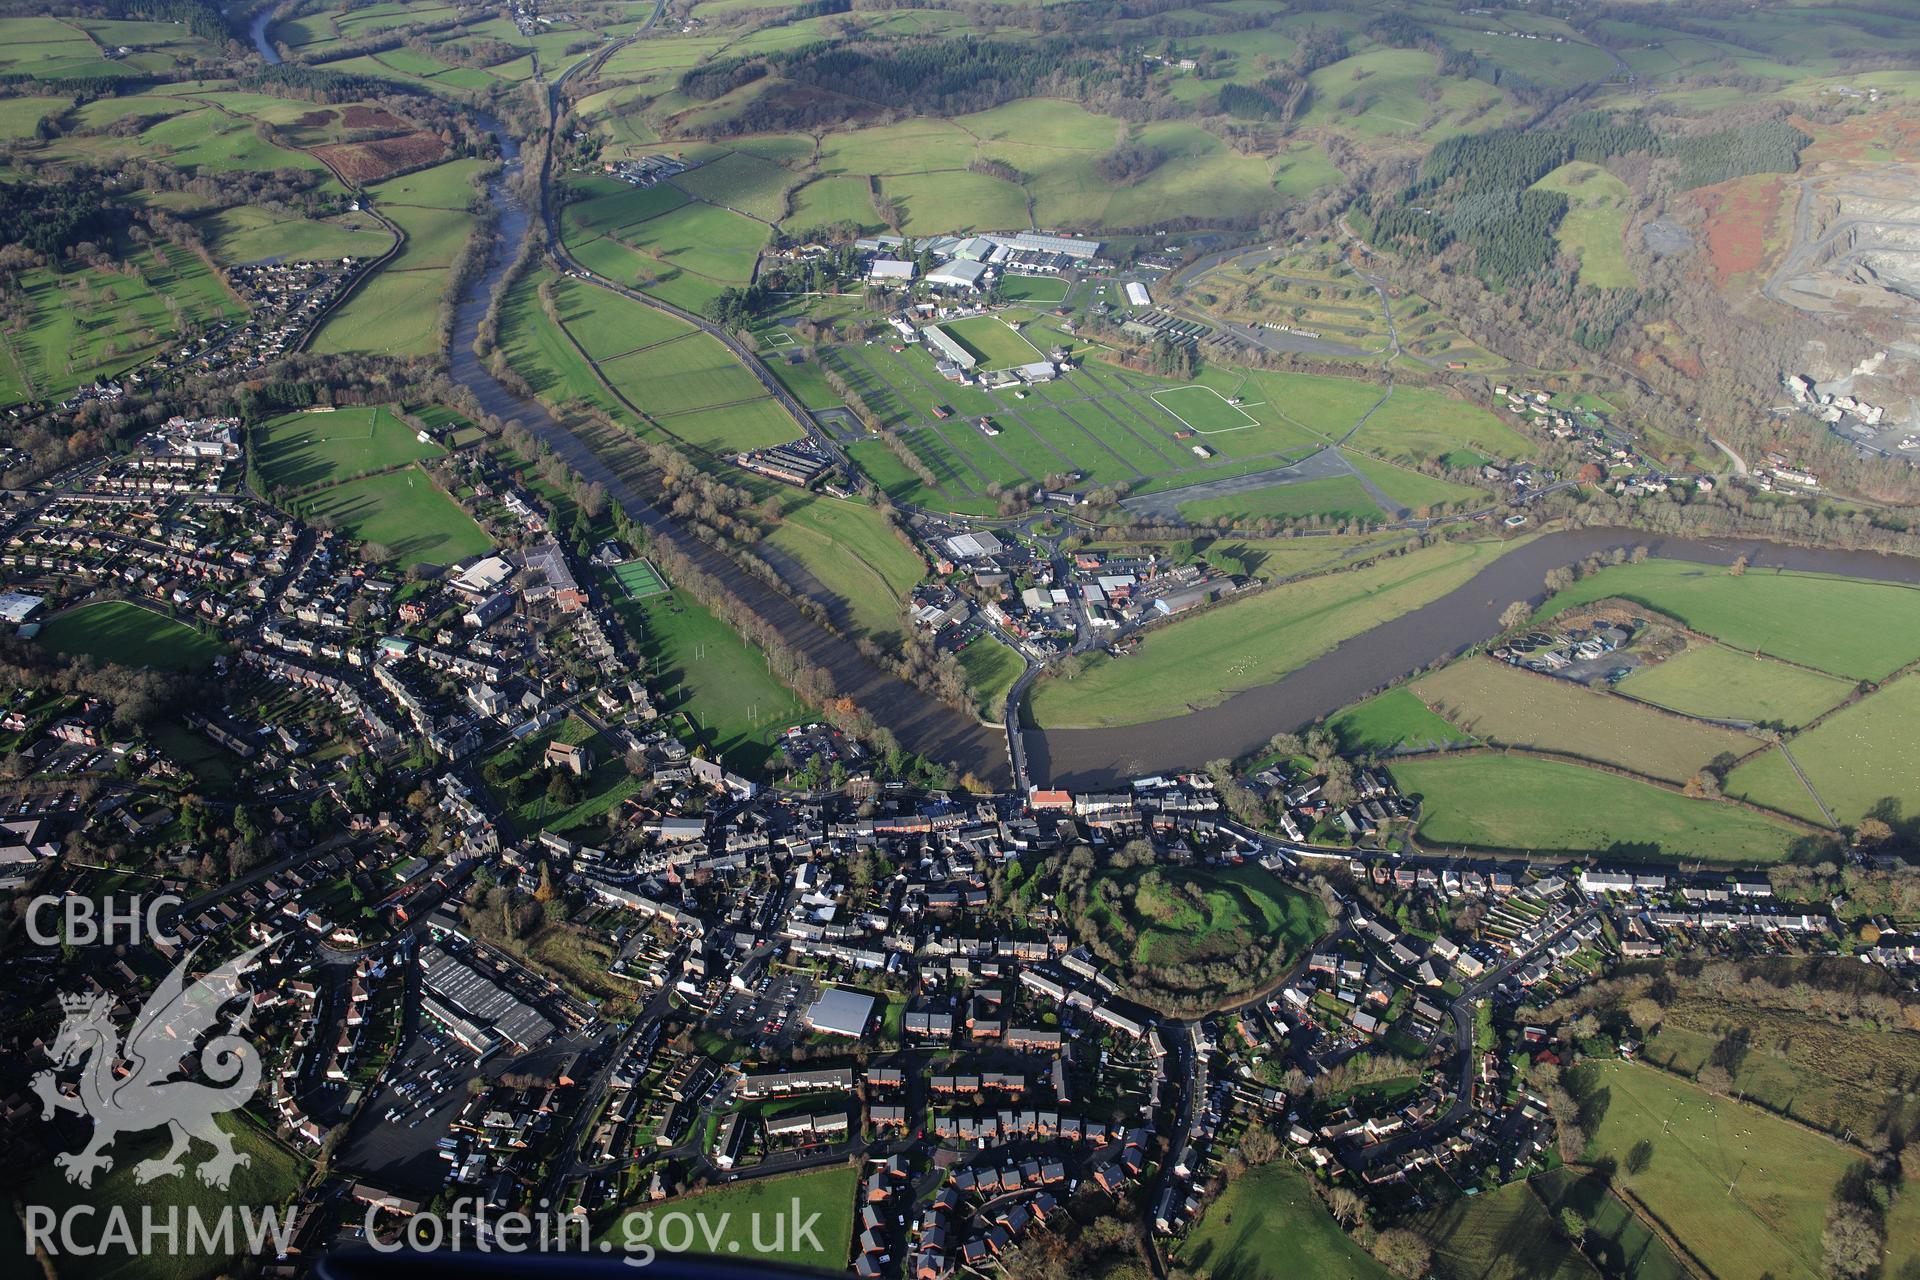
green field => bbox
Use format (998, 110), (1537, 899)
(763, 349), (841, 410)
(310, 158), (486, 358)
(1345, 385), (1534, 465)
(1391, 753), (1803, 862)
(0, 244), (241, 407)
(497, 270), (622, 414)
(1631, 961), (1920, 1149)
(763, 497), (924, 644)
(1620, 644), (1852, 728)
(606, 584), (809, 772)
(17, 1112), (307, 1280)
(1570, 1060), (1862, 1280)
(958, 634), (1024, 721)
(834, 346), (1339, 512)
(674, 150), (797, 222)
(879, 168), (1026, 234)
(253, 406), (444, 494)
(607, 1162), (856, 1270)
(37, 601), (225, 672)
(1531, 1167), (1692, 1280)
(1535, 561), (1920, 682)
(999, 274), (1069, 303)
(1343, 451), (1491, 515)
(1170, 532), (1402, 583)
(612, 559), (667, 599)
(588, 198), (768, 311)
(1028, 538), (1513, 729)
(1412, 657), (1758, 784)
(1175, 1161), (1389, 1280)
(1178, 474), (1384, 524)
(1218, 366), (1383, 439)
(938, 314), (1044, 371)
(198, 205), (393, 266)
(1415, 1181), (1597, 1280)
(296, 465), (492, 569)
(1327, 687), (1475, 755)
(1300, 46), (1515, 141)
(1533, 161), (1636, 289)
(552, 273), (693, 359)
(599, 332), (772, 418)
(787, 175), (883, 234)
(495, 270), (804, 455)
(563, 179), (690, 237)
(1728, 674), (1920, 826)
(574, 52), (1346, 232)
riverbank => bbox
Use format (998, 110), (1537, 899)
(1024, 529), (1920, 786)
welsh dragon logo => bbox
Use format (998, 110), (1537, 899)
(32, 939), (272, 1190)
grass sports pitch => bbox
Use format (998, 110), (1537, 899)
(1152, 384), (1260, 433)
(254, 405), (443, 494)
(37, 601), (225, 672)
(612, 558), (668, 600)
(938, 314), (1045, 370)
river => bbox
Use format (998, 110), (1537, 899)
(1025, 529), (1920, 787)
(247, 6), (279, 61)
(405, 36), (1010, 782)
(251, 12), (1920, 791)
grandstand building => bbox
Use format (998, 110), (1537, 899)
(923, 326), (979, 370)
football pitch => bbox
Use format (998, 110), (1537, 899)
(254, 404), (443, 493)
(612, 558), (668, 599)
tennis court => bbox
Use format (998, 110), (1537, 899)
(611, 559), (668, 599)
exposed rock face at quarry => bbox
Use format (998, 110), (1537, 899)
(1767, 165), (1920, 443)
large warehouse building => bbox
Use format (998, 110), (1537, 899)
(805, 987), (876, 1038)
(927, 259), (990, 291)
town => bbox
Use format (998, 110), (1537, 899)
(0, 407), (1887, 1276)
